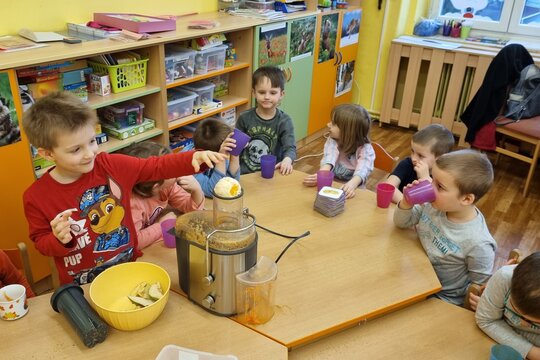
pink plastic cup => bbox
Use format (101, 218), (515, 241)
(376, 183), (395, 208)
(317, 170), (334, 191)
(160, 218), (176, 248)
(260, 154), (277, 179)
(403, 180), (436, 205)
(229, 129), (251, 156)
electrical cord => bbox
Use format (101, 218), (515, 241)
(293, 132), (330, 163)
(255, 223), (310, 263)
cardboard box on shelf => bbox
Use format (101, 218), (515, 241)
(90, 73), (111, 96)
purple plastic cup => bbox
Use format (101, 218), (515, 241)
(376, 183), (395, 208)
(160, 218), (176, 248)
(403, 180), (436, 205)
(260, 154), (277, 179)
(317, 170), (334, 191)
(229, 129), (251, 156)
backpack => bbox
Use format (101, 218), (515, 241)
(502, 63), (540, 122)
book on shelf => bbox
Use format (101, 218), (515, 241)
(187, 20), (220, 30)
(18, 72), (62, 85)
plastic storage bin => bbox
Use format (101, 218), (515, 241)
(164, 46), (195, 83)
(193, 45), (228, 75)
(167, 88), (198, 121)
(88, 59), (148, 93)
(98, 100), (145, 129)
(245, 0), (275, 10)
(180, 81), (216, 106)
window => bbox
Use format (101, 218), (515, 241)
(430, 0), (540, 36)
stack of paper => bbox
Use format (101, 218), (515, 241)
(228, 9), (286, 21)
(314, 187), (346, 217)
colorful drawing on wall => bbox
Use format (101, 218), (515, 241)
(258, 22), (288, 67)
(318, 13), (338, 63)
(290, 17), (316, 62)
(340, 10), (362, 48)
(335, 60), (355, 97)
(0, 71), (21, 147)
(439, 0), (502, 21)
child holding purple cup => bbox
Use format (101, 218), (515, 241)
(394, 150), (496, 307)
(193, 118), (241, 198)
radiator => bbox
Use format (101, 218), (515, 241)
(379, 39), (497, 147)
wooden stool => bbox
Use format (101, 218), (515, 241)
(495, 116), (540, 196)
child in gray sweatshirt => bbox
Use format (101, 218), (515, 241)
(394, 150), (496, 306)
(475, 252), (540, 360)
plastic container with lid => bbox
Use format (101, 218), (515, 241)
(167, 88), (198, 121)
(98, 100), (145, 129)
(180, 80), (216, 106)
(193, 45), (228, 75)
(164, 46), (195, 83)
(245, 0), (275, 10)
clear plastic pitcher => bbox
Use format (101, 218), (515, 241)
(235, 256), (278, 325)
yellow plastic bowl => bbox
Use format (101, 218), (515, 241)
(89, 262), (170, 331)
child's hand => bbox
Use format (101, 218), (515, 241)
(276, 157), (293, 175)
(192, 151), (227, 172)
(341, 177), (361, 199)
(398, 181), (418, 209)
(177, 175), (201, 193)
(303, 173), (317, 187)
(50, 209), (76, 244)
(219, 133), (236, 154)
(414, 160), (430, 180)
(467, 284), (485, 312)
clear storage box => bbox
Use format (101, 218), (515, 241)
(98, 100), (145, 129)
(167, 88), (198, 121)
(245, 0), (275, 10)
(207, 73), (230, 97)
(164, 46), (195, 83)
(193, 45), (228, 75)
(180, 81), (216, 106)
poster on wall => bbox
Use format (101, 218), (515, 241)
(318, 13), (338, 63)
(258, 22), (288, 67)
(335, 60), (355, 97)
(340, 10), (362, 48)
(289, 17), (316, 62)
(0, 71), (21, 147)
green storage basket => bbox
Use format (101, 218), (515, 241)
(88, 59), (149, 93)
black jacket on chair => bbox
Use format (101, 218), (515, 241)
(460, 44), (534, 143)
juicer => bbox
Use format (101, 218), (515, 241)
(175, 190), (257, 316)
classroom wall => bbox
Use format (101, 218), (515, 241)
(353, 0), (429, 116)
(0, 1), (217, 35)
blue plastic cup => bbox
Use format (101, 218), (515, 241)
(490, 344), (523, 360)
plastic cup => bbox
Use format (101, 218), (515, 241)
(0, 284), (28, 320)
(460, 26), (472, 39)
(450, 27), (461, 38)
(376, 183), (395, 208)
(229, 129), (251, 156)
(317, 170), (334, 191)
(51, 284), (108, 348)
(161, 218), (177, 248)
(260, 154), (277, 179)
(490, 344), (523, 360)
(403, 179), (436, 205)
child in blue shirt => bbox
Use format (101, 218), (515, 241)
(193, 118), (241, 197)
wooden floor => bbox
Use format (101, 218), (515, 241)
(296, 122), (540, 270)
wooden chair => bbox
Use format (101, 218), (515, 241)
(3, 242), (35, 293)
(49, 257), (61, 290)
(494, 116), (540, 197)
(373, 142), (399, 173)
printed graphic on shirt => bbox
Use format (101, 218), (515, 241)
(241, 125), (276, 171)
(147, 206), (164, 227)
(418, 212), (462, 256)
(61, 177), (133, 284)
